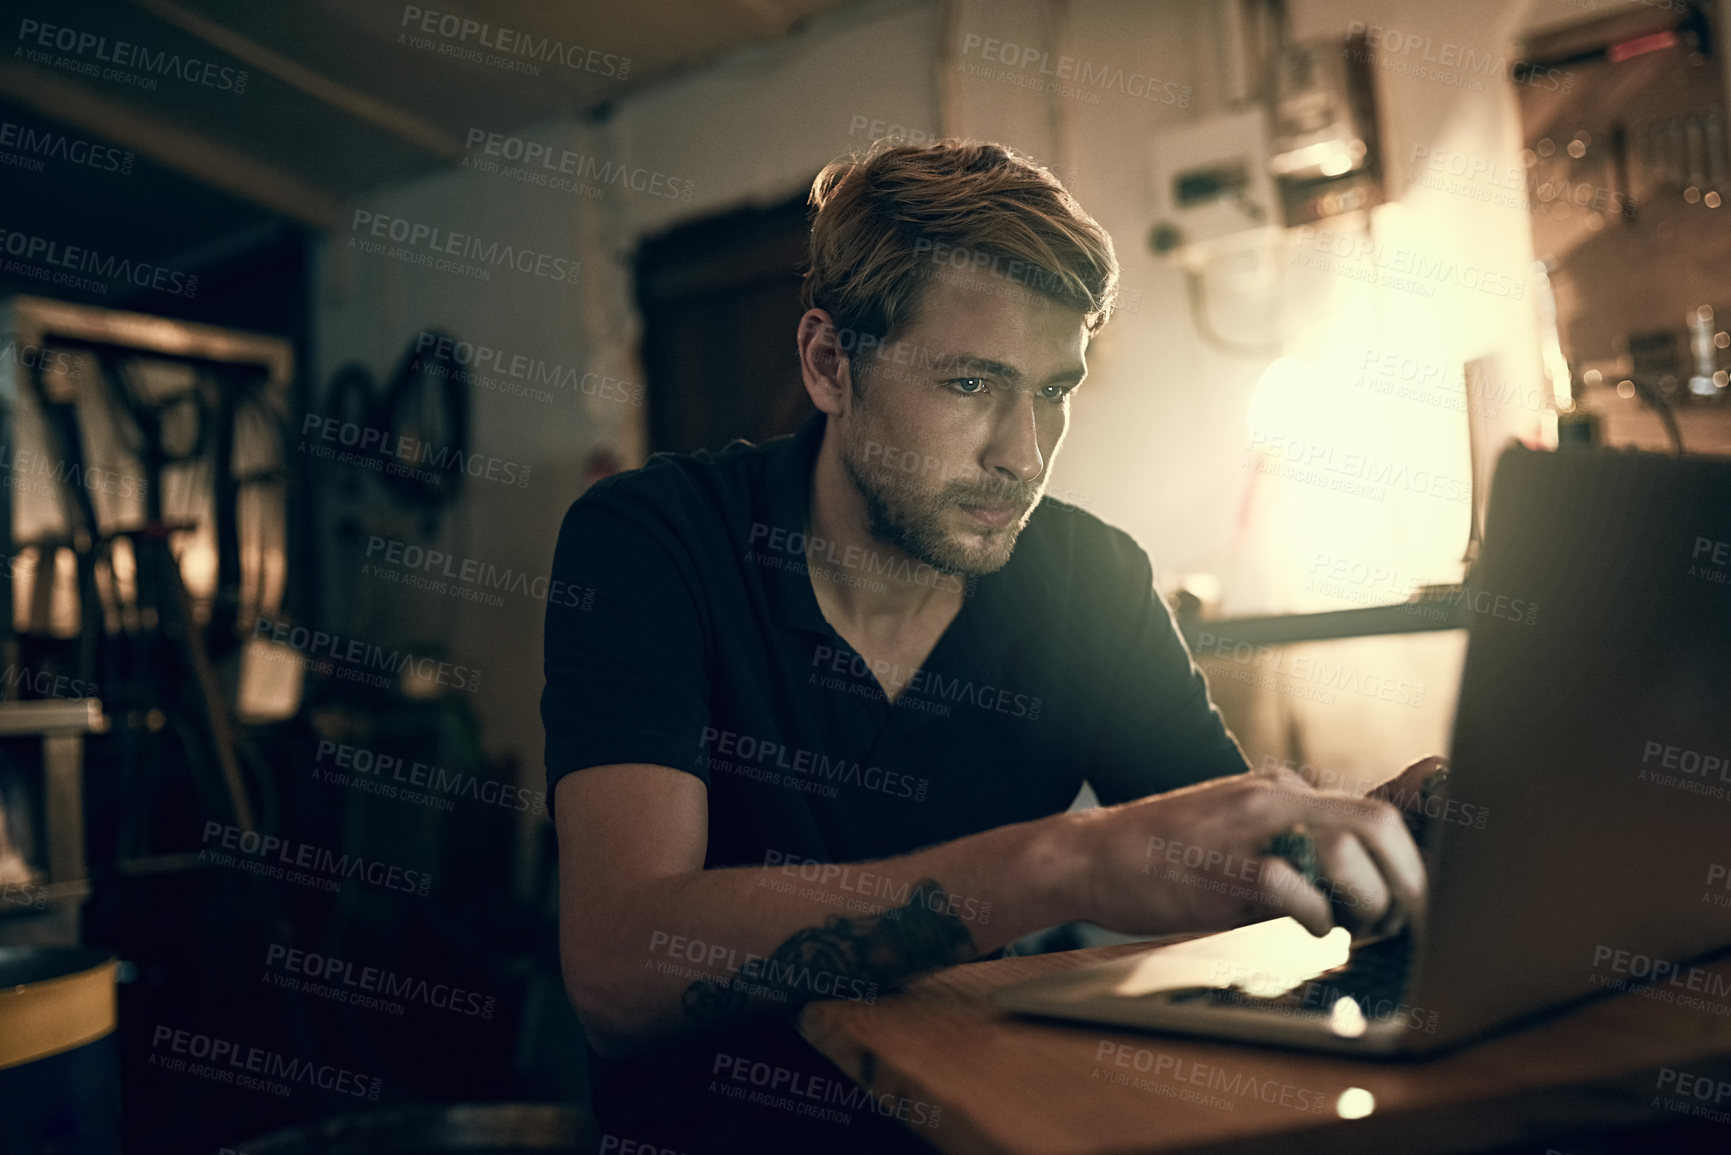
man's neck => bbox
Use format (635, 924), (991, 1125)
(805, 427), (965, 635)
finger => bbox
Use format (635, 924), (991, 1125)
(1313, 796), (1428, 934)
(1312, 830), (1390, 935)
(1371, 755), (1448, 802)
(1403, 755), (1448, 792)
(1249, 780), (1426, 929)
(1267, 789), (1424, 930)
(1252, 855), (1334, 937)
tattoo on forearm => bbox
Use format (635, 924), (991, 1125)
(680, 878), (976, 1024)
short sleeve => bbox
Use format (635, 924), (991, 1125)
(541, 495), (712, 796)
(1084, 549), (1251, 805)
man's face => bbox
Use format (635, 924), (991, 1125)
(836, 264), (1089, 576)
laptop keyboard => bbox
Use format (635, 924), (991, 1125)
(1168, 933), (1415, 1019)
(1317, 933), (1414, 1006)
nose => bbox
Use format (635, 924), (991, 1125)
(982, 391), (1045, 485)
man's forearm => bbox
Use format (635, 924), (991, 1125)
(565, 811), (1086, 1057)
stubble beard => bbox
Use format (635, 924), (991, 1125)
(838, 410), (1040, 578)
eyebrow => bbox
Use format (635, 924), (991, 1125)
(940, 354), (1087, 386)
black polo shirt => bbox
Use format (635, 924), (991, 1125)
(543, 408), (1249, 856)
(541, 409), (1250, 1153)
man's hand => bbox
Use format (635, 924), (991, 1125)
(1367, 755), (1449, 807)
(1064, 766), (1427, 941)
(1366, 755), (1450, 849)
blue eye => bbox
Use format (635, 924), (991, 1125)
(1041, 383), (1077, 401)
(949, 377), (988, 394)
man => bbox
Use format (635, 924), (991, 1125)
(543, 140), (1434, 1153)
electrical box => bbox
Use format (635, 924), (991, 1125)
(1150, 108), (1284, 269)
(1270, 33), (1384, 226)
(1149, 32), (1384, 266)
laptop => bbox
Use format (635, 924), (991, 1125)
(993, 445), (1731, 1055)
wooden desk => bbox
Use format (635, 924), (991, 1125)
(798, 942), (1731, 1154)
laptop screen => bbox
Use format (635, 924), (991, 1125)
(1411, 446), (1731, 1045)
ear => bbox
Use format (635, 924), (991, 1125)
(797, 308), (856, 417)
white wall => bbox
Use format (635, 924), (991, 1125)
(310, 0), (942, 804)
(313, 118), (606, 789)
(1024, 0), (1555, 620)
